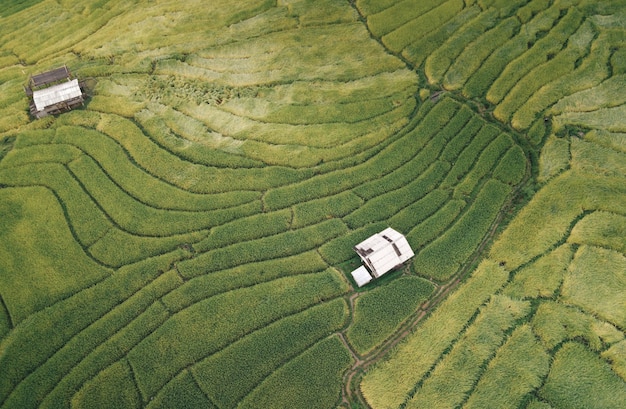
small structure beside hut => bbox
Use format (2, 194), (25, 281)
(25, 66), (84, 118)
(350, 227), (415, 287)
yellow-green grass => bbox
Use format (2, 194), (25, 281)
(493, 145), (527, 185)
(0, 187), (110, 324)
(602, 340), (626, 381)
(127, 270), (348, 400)
(346, 277), (436, 355)
(538, 135), (571, 183)
(237, 335), (354, 409)
(493, 19), (596, 124)
(406, 295), (530, 409)
(571, 137), (626, 177)
(463, 325), (550, 409)
(560, 245), (626, 329)
(318, 222), (388, 266)
(531, 301), (624, 351)
(568, 211), (626, 253)
(292, 192), (364, 229)
(486, 7), (584, 105)
(361, 260), (508, 409)
(365, 0), (444, 38)
(389, 189), (450, 234)
(548, 74), (626, 116)
(489, 170), (626, 270)
(585, 129), (626, 153)
(192, 298), (349, 409)
(539, 342), (626, 409)
(503, 244), (574, 300)
(407, 198), (466, 252)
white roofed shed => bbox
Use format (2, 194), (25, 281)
(33, 79), (82, 111)
(350, 227), (415, 287)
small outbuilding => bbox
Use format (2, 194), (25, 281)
(350, 227), (415, 287)
(25, 66), (84, 118)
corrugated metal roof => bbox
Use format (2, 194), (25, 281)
(33, 79), (82, 111)
(355, 227), (415, 278)
(351, 266), (372, 287)
(30, 66), (70, 88)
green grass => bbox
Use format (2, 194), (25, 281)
(538, 135), (571, 183)
(237, 335), (354, 409)
(568, 211), (626, 253)
(71, 360), (140, 409)
(346, 277), (435, 355)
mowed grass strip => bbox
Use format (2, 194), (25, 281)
(361, 259), (508, 409)
(237, 335), (353, 409)
(192, 298), (348, 409)
(406, 295), (531, 409)
(463, 325), (550, 409)
(347, 277), (436, 356)
(127, 270), (348, 401)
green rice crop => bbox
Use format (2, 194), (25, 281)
(0, 163), (111, 246)
(389, 189), (450, 234)
(237, 335), (353, 409)
(412, 179), (511, 281)
(440, 116), (484, 162)
(452, 134), (513, 198)
(0, 187), (110, 324)
(361, 259), (508, 409)
(493, 145), (527, 185)
(0, 143), (81, 167)
(407, 199), (466, 252)
(382, 0), (466, 54)
(318, 222), (387, 266)
(345, 160), (450, 229)
(403, 6), (481, 68)
(503, 244), (574, 300)
(145, 370), (212, 409)
(425, 8), (500, 84)
(549, 74), (626, 116)
(178, 218), (348, 278)
(560, 245), (626, 328)
(70, 360), (140, 409)
(366, 0), (444, 38)
(443, 16), (520, 90)
(292, 192), (363, 229)
(552, 104), (626, 133)
(347, 277), (435, 355)
(356, 0), (397, 16)
(493, 19), (596, 124)
(540, 342), (626, 409)
(463, 325), (550, 409)
(601, 340), (626, 381)
(441, 123), (500, 188)
(516, 0), (551, 23)
(163, 251), (328, 313)
(128, 270), (348, 400)
(585, 129), (626, 153)
(194, 209), (290, 252)
(2, 270), (180, 408)
(406, 295), (531, 409)
(568, 211), (626, 253)
(192, 298), (348, 408)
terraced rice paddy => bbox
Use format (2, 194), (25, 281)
(1, 0), (625, 408)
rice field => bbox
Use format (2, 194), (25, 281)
(1, 0), (625, 408)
